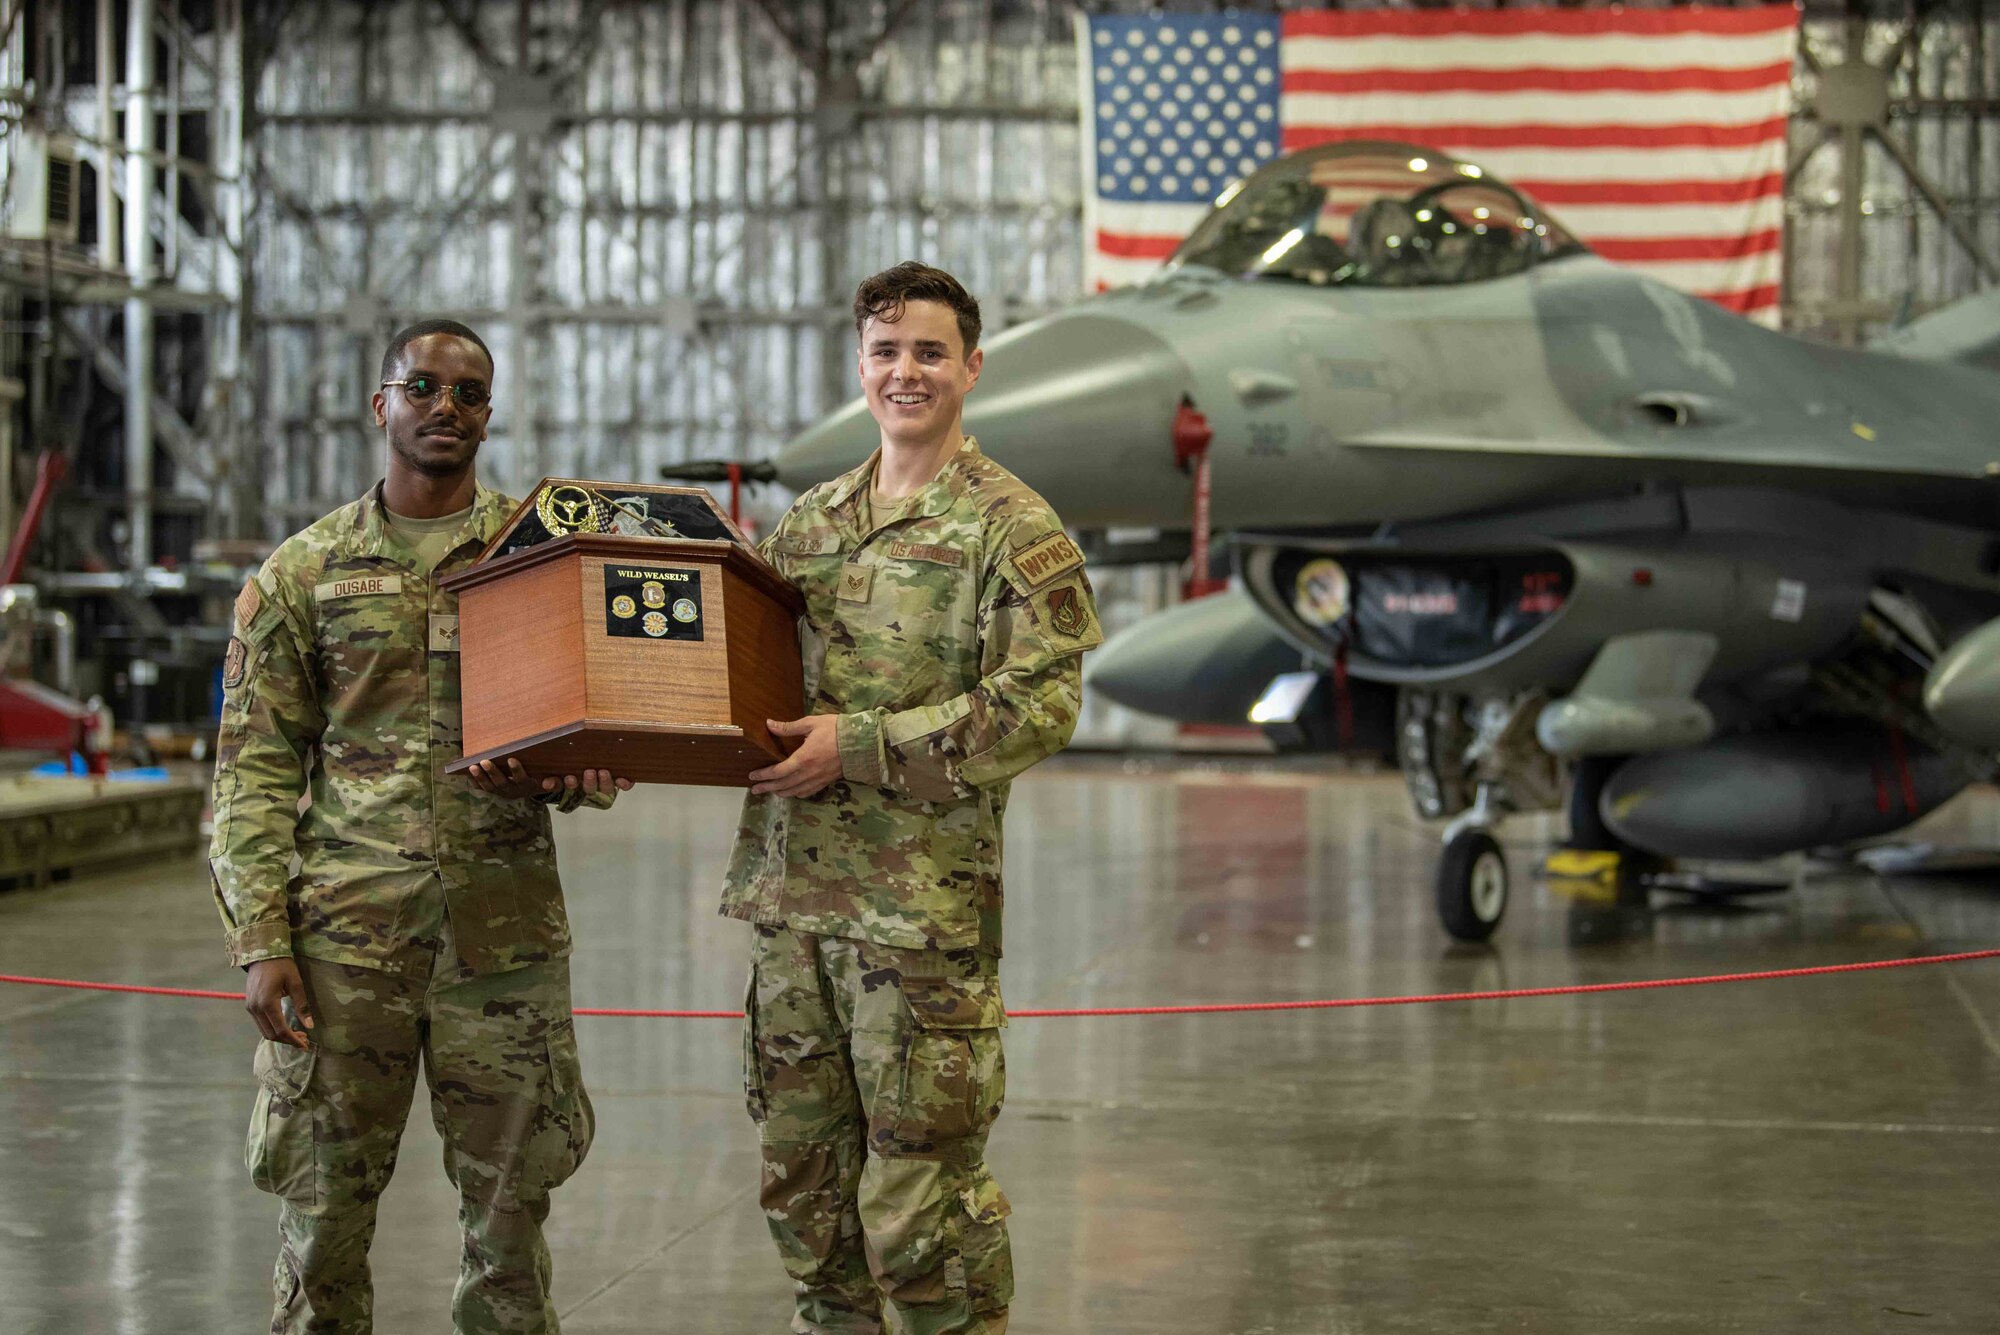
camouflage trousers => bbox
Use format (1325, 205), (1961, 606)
(244, 941), (593, 1334)
(744, 924), (1012, 1335)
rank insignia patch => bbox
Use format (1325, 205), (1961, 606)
(1047, 584), (1087, 638)
(838, 562), (874, 603)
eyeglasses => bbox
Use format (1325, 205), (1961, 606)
(381, 375), (491, 410)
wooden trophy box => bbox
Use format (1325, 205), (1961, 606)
(441, 479), (805, 786)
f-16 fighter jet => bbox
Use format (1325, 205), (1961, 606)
(691, 142), (2000, 941)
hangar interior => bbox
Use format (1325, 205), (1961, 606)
(4, 2), (2000, 1332)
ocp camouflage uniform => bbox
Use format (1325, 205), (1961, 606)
(211, 481), (602, 1334)
(723, 437), (1102, 1335)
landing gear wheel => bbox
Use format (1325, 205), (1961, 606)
(1438, 829), (1509, 942)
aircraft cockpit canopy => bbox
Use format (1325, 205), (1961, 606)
(1166, 143), (1583, 289)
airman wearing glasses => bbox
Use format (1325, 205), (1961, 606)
(209, 318), (630, 1334)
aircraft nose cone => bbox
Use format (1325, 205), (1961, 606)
(773, 308), (1194, 527)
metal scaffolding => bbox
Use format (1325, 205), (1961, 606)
(0, 0), (249, 562)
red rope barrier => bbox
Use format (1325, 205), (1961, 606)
(0, 975), (241, 1001)
(5, 948), (1997, 1018)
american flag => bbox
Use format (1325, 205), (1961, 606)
(1078, 7), (1799, 324)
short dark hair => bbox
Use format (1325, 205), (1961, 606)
(380, 319), (494, 385)
(853, 262), (982, 354)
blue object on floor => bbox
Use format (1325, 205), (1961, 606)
(29, 757), (173, 782)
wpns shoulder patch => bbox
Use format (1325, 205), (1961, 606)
(1008, 530), (1084, 591)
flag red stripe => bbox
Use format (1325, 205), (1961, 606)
(1282, 119), (1790, 151)
(1095, 230), (1187, 261)
(1592, 228), (1782, 262)
(1698, 283), (1782, 314)
(1283, 63), (1793, 97)
(1284, 6), (1798, 40)
(1516, 174), (1784, 206)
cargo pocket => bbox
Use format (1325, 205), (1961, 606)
(245, 1039), (318, 1205)
(272, 1244), (305, 1322)
(742, 965), (769, 1124)
(538, 1017), (593, 1190)
(890, 975), (1006, 1147)
(951, 1166), (1015, 1313)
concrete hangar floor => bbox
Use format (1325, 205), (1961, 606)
(2, 759), (1998, 1334)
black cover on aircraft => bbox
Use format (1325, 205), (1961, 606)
(1274, 549), (1571, 668)
(1352, 564), (1492, 666)
(1352, 555), (1569, 666)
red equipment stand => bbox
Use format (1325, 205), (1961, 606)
(0, 678), (93, 759)
(2, 450), (108, 772)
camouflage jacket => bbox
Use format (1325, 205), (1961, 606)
(720, 437), (1102, 956)
(209, 482), (600, 978)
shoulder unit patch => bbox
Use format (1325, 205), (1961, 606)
(1009, 530), (1084, 591)
(1046, 584), (1089, 638)
(222, 637), (248, 688)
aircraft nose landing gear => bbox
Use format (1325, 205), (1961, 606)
(1436, 784), (1509, 942)
(1438, 826), (1509, 942)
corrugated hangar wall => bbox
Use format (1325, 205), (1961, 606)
(1788, 8), (2000, 344)
(117, 0), (2000, 538)
(247, 0), (1088, 533)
